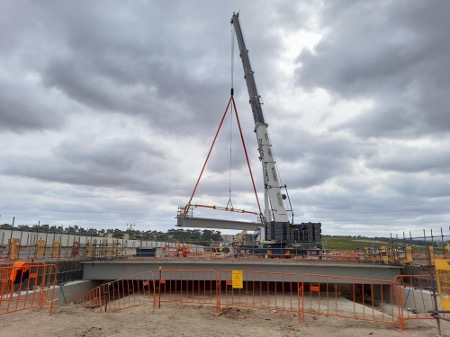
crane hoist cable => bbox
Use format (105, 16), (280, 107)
(230, 25), (235, 95)
(227, 106), (234, 209)
(226, 96), (234, 210)
(227, 25), (236, 210)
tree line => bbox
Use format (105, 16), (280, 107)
(0, 223), (222, 242)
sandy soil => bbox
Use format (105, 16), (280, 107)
(0, 301), (448, 337)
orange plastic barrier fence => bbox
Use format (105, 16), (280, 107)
(219, 270), (302, 320)
(67, 271), (155, 313)
(101, 271), (155, 312)
(301, 274), (400, 327)
(394, 274), (437, 330)
(67, 286), (103, 312)
(0, 262), (57, 315)
(63, 268), (444, 333)
(320, 250), (358, 263)
(157, 269), (219, 312)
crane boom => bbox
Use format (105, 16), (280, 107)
(230, 14), (265, 125)
(231, 12), (292, 241)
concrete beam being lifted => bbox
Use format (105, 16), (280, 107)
(176, 216), (260, 231)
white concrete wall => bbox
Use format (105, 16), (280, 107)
(399, 286), (437, 314)
(49, 280), (101, 305)
(0, 229), (164, 248)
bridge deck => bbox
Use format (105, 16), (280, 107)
(82, 258), (402, 283)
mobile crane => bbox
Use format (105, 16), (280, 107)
(230, 12), (321, 249)
(176, 14), (321, 255)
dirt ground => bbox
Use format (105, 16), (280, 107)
(0, 302), (448, 337)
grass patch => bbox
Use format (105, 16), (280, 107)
(321, 237), (388, 250)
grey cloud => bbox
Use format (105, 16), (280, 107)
(299, 182), (444, 226)
(296, 0), (450, 137)
(390, 173), (450, 198)
(2, 0), (449, 236)
(368, 144), (450, 174)
(0, 87), (64, 131)
(270, 127), (372, 188)
(2, 137), (169, 193)
(285, 154), (352, 188)
(0, 61), (74, 132)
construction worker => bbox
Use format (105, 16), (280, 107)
(162, 243), (169, 257)
(181, 245), (188, 257)
(10, 261), (29, 285)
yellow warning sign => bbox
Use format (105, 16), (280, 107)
(52, 241), (60, 258)
(8, 238), (20, 260)
(35, 240), (45, 258)
(435, 259), (450, 310)
(232, 270), (243, 289)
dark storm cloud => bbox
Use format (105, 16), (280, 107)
(1, 0), (319, 230)
(2, 137), (169, 193)
(0, 85), (65, 131)
(0, 1), (68, 131)
(390, 173), (450, 198)
(270, 123), (374, 189)
(2, 0), (448, 236)
(1, 0), (310, 135)
(0, 1), (229, 135)
(296, 0), (450, 137)
(368, 145), (450, 174)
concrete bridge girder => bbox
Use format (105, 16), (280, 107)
(82, 260), (402, 284)
(176, 217), (260, 231)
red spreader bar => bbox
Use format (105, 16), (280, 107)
(191, 204), (258, 216)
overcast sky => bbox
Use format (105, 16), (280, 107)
(1, 0), (449, 238)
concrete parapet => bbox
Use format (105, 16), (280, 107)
(51, 280), (102, 305)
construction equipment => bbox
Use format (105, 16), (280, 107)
(230, 12), (321, 247)
(233, 230), (248, 246)
(176, 13), (321, 255)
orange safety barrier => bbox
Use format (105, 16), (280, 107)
(157, 269), (219, 312)
(62, 267), (445, 333)
(319, 250), (359, 263)
(101, 271), (155, 312)
(67, 270), (155, 313)
(67, 285), (103, 312)
(219, 270), (302, 320)
(0, 262), (57, 315)
(394, 274), (437, 330)
(301, 274), (400, 328)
